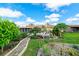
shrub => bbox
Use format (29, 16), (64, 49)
(14, 32), (27, 41)
(0, 17), (20, 52)
(67, 48), (79, 56)
(43, 44), (51, 56)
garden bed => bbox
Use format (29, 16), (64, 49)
(22, 39), (49, 56)
(42, 43), (79, 56)
(0, 41), (19, 56)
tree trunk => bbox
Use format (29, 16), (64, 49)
(1, 46), (4, 53)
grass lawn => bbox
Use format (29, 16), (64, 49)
(60, 32), (79, 44)
(22, 39), (48, 56)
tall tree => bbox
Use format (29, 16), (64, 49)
(0, 17), (20, 52)
(52, 23), (67, 38)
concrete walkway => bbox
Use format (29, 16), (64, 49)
(5, 37), (30, 56)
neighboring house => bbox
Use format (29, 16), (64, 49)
(20, 24), (35, 32)
(20, 24), (79, 32)
(20, 27), (31, 32)
(20, 23), (53, 32)
(67, 25), (79, 32)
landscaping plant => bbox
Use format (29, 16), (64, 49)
(52, 23), (67, 38)
(0, 17), (20, 53)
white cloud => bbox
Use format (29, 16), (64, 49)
(75, 14), (79, 17)
(44, 19), (50, 23)
(44, 18), (59, 23)
(45, 1), (72, 11)
(50, 18), (59, 22)
(26, 17), (36, 23)
(15, 13), (60, 26)
(66, 18), (79, 23)
(15, 17), (36, 27)
(66, 13), (79, 23)
(51, 23), (57, 25)
(45, 13), (60, 18)
(45, 13), (60, 23)
(15, 21), (26, 27)
(34, 22), (45, 25)
(0, 8), (23, 18)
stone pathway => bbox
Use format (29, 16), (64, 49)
(5, 37), (30, 56)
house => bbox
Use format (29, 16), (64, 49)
(20, 24), (79, 32)
(20, 24), (35, 32)
(20, 23), (53, 32)
(67, 25), (79, 32)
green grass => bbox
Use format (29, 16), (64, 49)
(22, 39), (47, 56)
(60, 32), (79, 44)
(23, 32), (79, 56)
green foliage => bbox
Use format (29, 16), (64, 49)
(20, 32), (27, 38)
(43, 44), (51, 56)
(44, 39), (50, 43)
(60, 32), (79, 44)
(30, 27), (41, 39)
(52, 26), (60, 36)
(23, 39), (41, 56)
(67, 48), (79, 56)
(31, 27), (41, 35)
(14, 32), (27, 41)
(52, 23), (67, 38)
(30, 35), (38, 39)
(0, 17), (20, 52)
(23, 39), (48, 56)
(56, 23), (67, 31)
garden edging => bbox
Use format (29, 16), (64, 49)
(18, 38), (30, 56)
(5, 37), (30, 56)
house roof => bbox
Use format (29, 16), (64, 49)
(68, 25), (79, 27)
(19, 24), (79, 29)
(20, 24), (53, 29)
(26, 24), (35, 28)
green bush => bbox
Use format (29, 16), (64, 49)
(44, 39), (49, 43)
(14, 32), (27, 41)
(67, 48), (79, 56)
(43, 44), (51, 56)
(0, 17), (20, 52)
(20, 32), (27, 38)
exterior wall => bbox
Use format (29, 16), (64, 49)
(66, 27), (72, 32)
(66, 27), (79, 32)
(20, 28), (32, 32)
(20, 25), (79, 32)
(71, 27), (79, 32)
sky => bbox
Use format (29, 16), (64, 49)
(0, 3), (79, 27)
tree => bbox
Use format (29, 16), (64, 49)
(30, 27), (41, 39)
(31, 27), (41, 36)
(52, 23), (67, 38)
(52, 26), (60, 37)
(0, 17), (20, 52)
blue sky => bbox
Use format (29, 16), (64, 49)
(0, 3), (79, 27)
